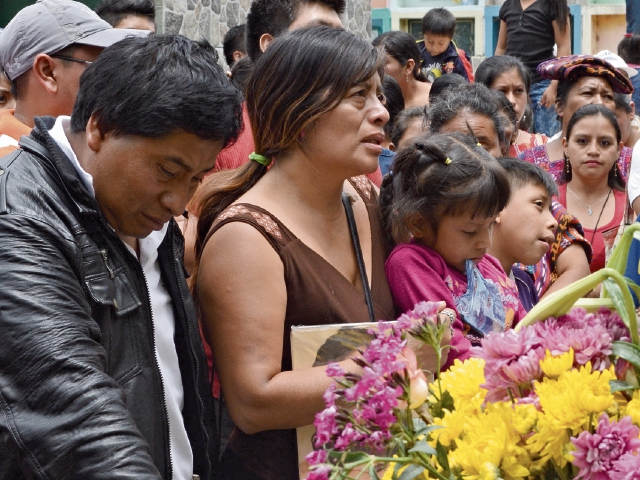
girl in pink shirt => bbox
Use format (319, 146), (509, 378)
(381, 132), (527, 368)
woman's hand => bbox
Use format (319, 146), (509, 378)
(540, 80), (558, 108)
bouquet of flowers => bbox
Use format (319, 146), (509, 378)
(306, 226), (640, 480)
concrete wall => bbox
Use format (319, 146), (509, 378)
(156, 0), (372, 57)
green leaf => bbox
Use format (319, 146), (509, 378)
(431, 390), (454, 419)
(368, 463), (381, 480)
(609, 379), (640, 393)
(397, 464), (426, 480)
(435, 440), (450, 473)
(612, 341), (640, 371)
(409, 441), (437, 456)
(603, 279), (634, 331)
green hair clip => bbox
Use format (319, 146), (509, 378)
(249, 152), (270, 166)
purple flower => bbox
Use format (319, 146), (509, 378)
(533, 309), (613, 371)
(306, 465), (332, 480)
(571, 413), (640, 480)
(306, 449), (327, 466)
(326, 363), (345, 378)
(611, 452), (640, 480)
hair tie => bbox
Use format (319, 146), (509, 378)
(249, 152), (270, 166)
(445, 157), (452, 165)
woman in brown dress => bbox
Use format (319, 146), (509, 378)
(190, 26), (395, 480)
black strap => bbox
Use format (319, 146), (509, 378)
(342, 192), (375, 323)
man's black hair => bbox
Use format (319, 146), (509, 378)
(71, 35), (243, 148)
(421, 8), (456, 38)
(223, 24), (247, 67)
(246, 0), (346, 62)
(95, 0), (155, 27)
(619, 35), (640, 65)
(497, 157), (559, 198)
(428, 73), (466, 101)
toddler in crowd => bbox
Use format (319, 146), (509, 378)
(381, 132), (526, 368)
(488, 158), (558, 311)
(417, 8), (473, 83)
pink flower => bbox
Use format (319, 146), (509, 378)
(397, 346), (429, 408)
(611, 451), (640, 480)
(326, 363), (345, 378)
(571, 413), (640, 480)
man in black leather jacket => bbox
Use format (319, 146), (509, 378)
(0, 35), (242, 479)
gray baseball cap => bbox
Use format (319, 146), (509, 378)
(0, 0), (149, 81)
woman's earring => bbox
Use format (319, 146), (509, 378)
(565, 156), (571, 175)
(613, 164), (618, 177)
(406, 74), (410, 83)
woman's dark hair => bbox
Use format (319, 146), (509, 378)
(618, 35), (640, 65)
(192, 26), (384, 263)
(428, 73), (466, 101)
(429, 83), (505, 147)
(421, 8), (456, 37)
(71, 35), (243, 146)
(564, 104), (624, 191)
(520, 100), (533, 132)
(373, 31), (427, 82)
(379, 132), (510, 245)
(230, 56), (253, 96)
(382, 75), (405, 139)
(475, 55), (532, 94)
(391, 106), (430, 149)
(489, 89), (517, 155)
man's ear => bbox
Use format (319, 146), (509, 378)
(86, 113), (105, 153)
(233, 50), (245, 62)
(259, 33), (275, 53)
(494, 212), (502, 225)
(389, 142), (396, 152)
(31, 54), (59, 94)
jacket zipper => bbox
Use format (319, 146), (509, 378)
(169, 226), (212, 479)
(142, 273), (174, 480)
(104, 246), (174, 479)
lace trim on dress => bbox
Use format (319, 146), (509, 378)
(218, 205), (250, 221)
(250, 211), (283, 239)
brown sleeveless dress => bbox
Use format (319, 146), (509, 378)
(204, 176), (395, 480)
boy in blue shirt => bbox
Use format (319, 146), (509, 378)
(417, 8), (472, 83)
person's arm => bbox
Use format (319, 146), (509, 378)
(197, 221), (363, 434)
(541, 18), (572, 108)
(0, 215), (160, 478)
(495, 20), (508, 55)
(540, 242), (591, 298)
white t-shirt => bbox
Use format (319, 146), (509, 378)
(49, 117), (193, 480)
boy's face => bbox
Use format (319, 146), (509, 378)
(423, 33), (451, 57)
(491, 183), (557, 268)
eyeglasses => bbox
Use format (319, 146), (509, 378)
(51, 55), (93, 66)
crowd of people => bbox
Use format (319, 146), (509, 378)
(1, 0), (640, 479)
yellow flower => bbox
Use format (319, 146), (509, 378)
(449, 403), (530, 480)
(625, 397), (640, 427)
(512, 404), (538, 435)
(381, 463), (429, 480)
(431, 408), (468, 447)
(478, 462), (501, 480)
(435, 358), (487, 411)
(539, 349), (574, 378)
(527, 363), (615, 468)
